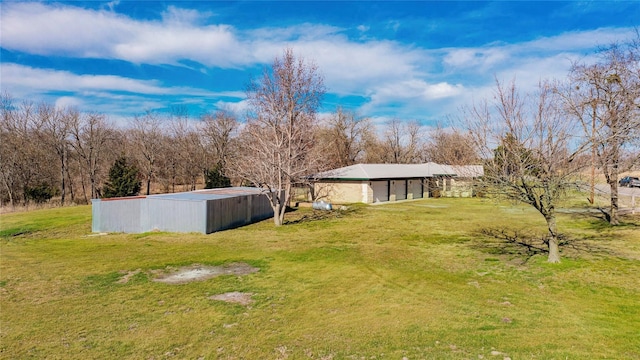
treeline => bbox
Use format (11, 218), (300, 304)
(0, 94), (477, 208)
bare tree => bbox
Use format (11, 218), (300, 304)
(0, 96), (57, 207)
(199, 109), (239, 171)
(158, 133), (180, 193)
(425, 125), (479, 165)
(70, 113), (116, 199)
(464, 80), (583, 263)
(382, 119), (423, 164)
(35, 104), (74, 205)
(129, 111), (164, 195)
(232, 48), (325, 226)
(169, 115), (206, 191)
(0, 93), (22, 207)
(318, 107), (370, 168)
(360, 125), (387, 163)
(560, 42), (640, 225)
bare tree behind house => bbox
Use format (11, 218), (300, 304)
(383, 118), (423, 164)
(232, 48), (325, 226)
(425, 125), (479, 165)
(560, 42), (640, 225)
(360, 125), (387, 163)
(129, 111), (164, 195)
(169, 116), (206, 191)
(464, 79), (583, 263)
(318, 107), (371, 168)
(200, 109), (239, 171)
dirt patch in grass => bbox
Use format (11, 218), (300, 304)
(152, 263), (259, 284)
(117, 269), (141, 284)
(209, 291), (254, 305)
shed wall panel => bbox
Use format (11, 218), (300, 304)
(251, 194), (274, 222)
(207, 197), (247, 232)
(92, 198), (144, 233)
(92, 188), (275, 234)
(147, 198), (206, 233)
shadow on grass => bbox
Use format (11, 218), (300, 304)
(566, 210), (640, 231)
(284, 206), (361, 225)
(472, 227), (626, 263)
(473, 228), (547, 263)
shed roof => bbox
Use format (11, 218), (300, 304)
(312, 162), (458, 180)
(149, 187), (264, 201)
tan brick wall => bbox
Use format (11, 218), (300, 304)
(313, 181), (366, 204)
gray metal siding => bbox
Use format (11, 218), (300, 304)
(147, 198), (206, 233)
(206, 197), (246, 232)
(91, 188), (275, 234)
(251, 194), (274, 222)
(91, 198), (145, 233)
(206, 193), (274, 233)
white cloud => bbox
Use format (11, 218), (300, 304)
(214, 99), (250, 117)
(55, 96), (83, 109)
(1, 63), (169, 95)
(0, 2), (246, 67)
(371, 79), (463, 103)
(443, 48), (508, 69)
(0, 63), (244, 118)
(1, 2), (636, 122)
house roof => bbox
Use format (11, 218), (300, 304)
(441, 165), (485, 178)
(311, 162), (469, 180)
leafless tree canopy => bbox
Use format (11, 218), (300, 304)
(129, 112), (164, 195)
(381, 119), (423, 164)
(560, 41), (640, 225)
(317, 107), (371, 168)
(464, 79), (583, 263)
(230, 48), (326, 226)
(200, 109), (239, 170)
(424, 126), (479, 165)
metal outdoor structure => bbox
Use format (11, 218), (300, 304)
(91, 187), (274, 234)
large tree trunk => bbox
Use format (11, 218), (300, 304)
(545, 212), (561, 263)
(273, 203), (283, 226)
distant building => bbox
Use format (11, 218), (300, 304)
(310, 163), (484, 204)
(92, 187), (273, 234)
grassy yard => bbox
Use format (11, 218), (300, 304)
(1, 198), (639, 359)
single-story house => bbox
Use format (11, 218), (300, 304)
(310, 163), (484, 204)
(92, 187), (273, 234)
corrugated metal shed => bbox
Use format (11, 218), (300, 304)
(92, 187), (274, 234)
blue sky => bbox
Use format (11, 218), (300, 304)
(1, 1), (639, 125)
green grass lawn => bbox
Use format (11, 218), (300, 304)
(1, 198), (639, 359)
